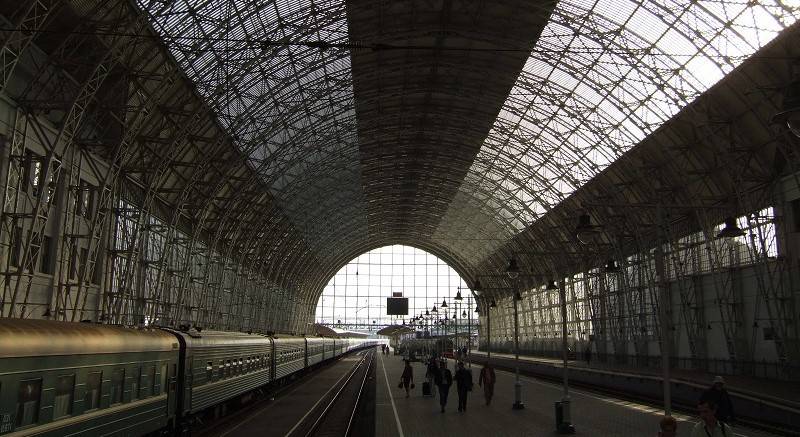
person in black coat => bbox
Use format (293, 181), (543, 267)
(435, 360), (452, 413)
(454, 361), (473, 412)
(699, 376), (735, 424)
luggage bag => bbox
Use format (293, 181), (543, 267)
(422, 381), (432, 396)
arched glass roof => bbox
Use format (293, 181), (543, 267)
(133, 0), (800, 299)
(465, 0), (799, 229)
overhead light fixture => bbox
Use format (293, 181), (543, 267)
(425, 309), (430, 316)
(473, 279), (483, 294)
(546, 280), (559, 290)
(431, 305), (438, 313)
(462, 310), (468, 318)
(717, 217), (745, 239)
(506, 257), (520, 279)
(773, 76), (800, 139)
(441, 299), (448, 308)
(574, 213), (598, 245)
(454, 290), (463, 301)
(603, 259), (619, 273)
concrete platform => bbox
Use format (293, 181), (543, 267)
(470, 350), (800, 408)
(375, 350), (783, 437)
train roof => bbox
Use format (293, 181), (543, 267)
(167, 329), (272, 348)
(0, 318), (178, 358)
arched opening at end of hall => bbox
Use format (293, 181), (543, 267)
(314, 245), (479, 356)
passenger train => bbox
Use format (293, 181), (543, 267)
(0, 318), (376, 436)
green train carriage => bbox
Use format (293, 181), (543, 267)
(0, 318), (178, 436)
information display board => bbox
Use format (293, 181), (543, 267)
(386, 297), (409, 315)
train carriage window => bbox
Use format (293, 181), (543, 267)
(53, 375), (75, 419)
(110, 369), (125, 404)
(139, 366), (156, 398)
(225, 360), (231, 377)
(16, 379), (41, 427)
(147, 366), (156, 398)
(206, 362), (213, 381)
(160, 364), (167, 394)
(218, 361), (224, 378)
(131, 367), (141, 401)
(84, 372), (102, 410)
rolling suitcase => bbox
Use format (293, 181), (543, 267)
(422, 381), (432, 396)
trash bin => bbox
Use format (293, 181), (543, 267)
(555, 400), (575, 434)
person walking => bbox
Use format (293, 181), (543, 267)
(400, 360), (414, 398)
(584, 344), (592, 366)
(436, 360), (452, 413)
(454, 361), (473, 412)
(658, 415), (677, 437)
(691, 400), (732, 437)
(478, 361), (496, 405)
(425, 358), (439, 398)
(700, 376), (735, 424)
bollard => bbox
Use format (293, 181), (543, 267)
(554, 401), (563, 428)
(555, 400), (575, 434)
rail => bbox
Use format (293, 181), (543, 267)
(292, 348), (375, 437)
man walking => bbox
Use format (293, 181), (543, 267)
(454, 361), (473, 412)
(700, 376), (735, 424)
(436, 360), (452, 413)
(691, 400), (732, 437)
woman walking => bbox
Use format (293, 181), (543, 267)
(478, 361), (496, 405)
(400, 360), (414, 398)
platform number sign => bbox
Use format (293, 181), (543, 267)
(0, 413), (13, 433)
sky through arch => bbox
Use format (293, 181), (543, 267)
(314, 245), (474, 332)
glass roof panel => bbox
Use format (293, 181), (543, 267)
(463, 0), (800, 232)
(137, 0), (360, 189)
(137, 0), (367, 240)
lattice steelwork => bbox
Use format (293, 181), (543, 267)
(447, 0), (800, 264)
(0, 0), (799, 377)
(137, 0), (367, 268)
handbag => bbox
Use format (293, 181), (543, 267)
(398, 381), (403, 389)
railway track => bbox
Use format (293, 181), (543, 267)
(289, 349), (376, 437)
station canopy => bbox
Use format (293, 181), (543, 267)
(377, 326), (416, 338)
(133, 0), (800, 303)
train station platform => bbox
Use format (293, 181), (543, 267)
(374, 349), (783, 437)
(468, 350), (800, 409)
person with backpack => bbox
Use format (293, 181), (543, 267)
(436, 360), (452, 413)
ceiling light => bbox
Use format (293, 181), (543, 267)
(603, 259), (619, 273)
(717, 217), (745, 239)
(574, 213), (598, 245)
(505, 258), (520, 279)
